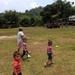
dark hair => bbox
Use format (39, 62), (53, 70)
(13, 51), (21, 58)
(19, 27), (22, 31)
(19, 29), (22, 31)
(48, 40), (52, 46)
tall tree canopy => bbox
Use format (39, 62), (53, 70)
(40, 0), (75, 23)
(4, 10), (20, 25)
(0, 0), (75, 28)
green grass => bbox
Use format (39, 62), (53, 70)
(0, 26), (75, 75)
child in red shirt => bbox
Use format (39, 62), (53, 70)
(44, 40), (54, 67)
(13, 51), (22, 75)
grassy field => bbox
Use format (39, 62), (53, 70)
(0, 26), (75, 75)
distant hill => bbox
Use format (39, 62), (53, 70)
(25, 6), (43, 16)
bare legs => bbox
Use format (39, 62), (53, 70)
(45, 59), (53, 67)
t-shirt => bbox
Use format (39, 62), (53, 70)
(13, 59), (22, 74)
(23, 42), (28, 50)
(47, 46), (52, 54)
(18, 31), (24, 42)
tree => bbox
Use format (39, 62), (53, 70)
(30, 6), (43, 16)
(30, 17), (36, 26)
(40, 0), (75, 23)
(0, 13), (6, 28)
(0, 18), (6, 28)
(35, 16), (42, 26)
(40, 4), (57, 23)
(20, 18), (30, 27)
(3, 10), (20, 28)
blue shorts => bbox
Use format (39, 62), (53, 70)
(47, 53), (52, 60)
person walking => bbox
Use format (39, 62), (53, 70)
(17, 27), (25, 52)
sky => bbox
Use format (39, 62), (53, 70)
(0, 0), (75, 13)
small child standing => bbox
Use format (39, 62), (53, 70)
(13, 51), (22, 75)
(21, 37), (31, 58)
(44, 40), (54, 66)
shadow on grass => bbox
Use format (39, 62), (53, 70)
(44, 63), (54, 68)
(22, 57), (31, 62)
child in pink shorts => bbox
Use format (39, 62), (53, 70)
(21, 37), (31, 58)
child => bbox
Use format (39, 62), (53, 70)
(44, 40), (54, 67)
(21, 37), (31, 58)
(13, 51), (22, 75)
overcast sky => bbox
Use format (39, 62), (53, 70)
(0, 0), (75, 13)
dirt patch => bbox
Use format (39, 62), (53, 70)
(0, 35), (17, 40)
(33, 41), (39, 45)
(57, 38), (75, 43)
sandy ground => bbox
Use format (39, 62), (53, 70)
(0, 35), (39, 45)
(0, 35), (17, 40)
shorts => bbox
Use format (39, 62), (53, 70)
(47, 53), (52, 60)
(13, 72), (22, 75)
(17, 42), (23, 49)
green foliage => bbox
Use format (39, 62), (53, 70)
(30, 17), (36, 26)
(35, 16), (42, 26)
(3, 10), (20, 26)
(29, 6), (43, 16)
(0, 18), (6, 28)
(40, 0), (75, 23)
(20, 18), (30, 27)
(0, 0), (75, 28)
